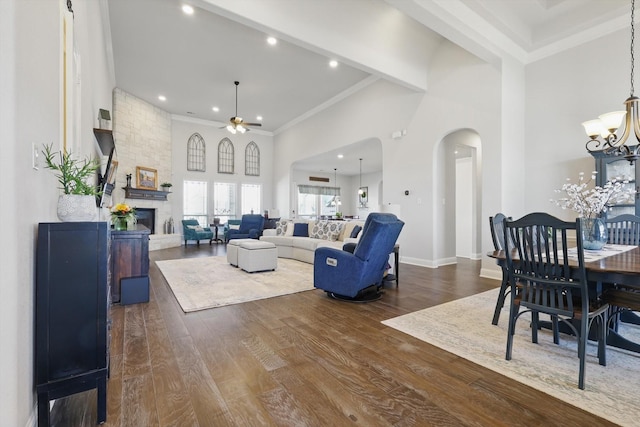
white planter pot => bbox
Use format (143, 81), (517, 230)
(57, 194), (98, 222)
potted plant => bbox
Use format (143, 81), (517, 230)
(42, 143), (101, 221)
(160, 182), (172, 190)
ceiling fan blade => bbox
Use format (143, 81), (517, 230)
(243, 123), (262, 127)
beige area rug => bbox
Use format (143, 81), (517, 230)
(156, 256), (314, 312)
(382, 288), (640, 426)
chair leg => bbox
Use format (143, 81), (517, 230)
(196, 240), (200, 246)
(531, 311), (539, 344)
(492, 273), (509, 325)
(505, 302), (519, 360)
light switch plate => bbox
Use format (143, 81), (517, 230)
(32, 143), (39, 170)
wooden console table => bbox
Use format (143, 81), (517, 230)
(110, 224), (150, 303)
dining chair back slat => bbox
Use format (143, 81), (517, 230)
(606, 214), (640, 245)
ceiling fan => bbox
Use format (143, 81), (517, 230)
(225, 81), (261, 134)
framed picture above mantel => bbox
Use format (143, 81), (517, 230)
(136, 166), (157, 190)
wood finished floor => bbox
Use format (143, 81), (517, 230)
(51, 244), (615, 427)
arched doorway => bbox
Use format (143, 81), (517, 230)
(434, 129), (482, 264)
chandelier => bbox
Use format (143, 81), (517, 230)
(583, 0), (640, 163)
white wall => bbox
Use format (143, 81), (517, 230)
(171, 117), (274, 222)
(1, 0), (114, 425)
(525, 28), (629, 222)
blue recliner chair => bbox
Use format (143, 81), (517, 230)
(314, 213), (404, 301)
(182, 219), (214, 246)
(227, 214), (265, 240)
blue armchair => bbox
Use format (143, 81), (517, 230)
(227, 214), (265, 241)
(314, 213), (404, 301)
(181, 219), (214, 246)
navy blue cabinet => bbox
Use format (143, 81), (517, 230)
(36, 222), (109, 427)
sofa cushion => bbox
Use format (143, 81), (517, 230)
(261, 235), (295, 246)
(310, 220), (330, 239)
(292, 237), (320, 251)
(275, 219), (288, 236)
(326, 221), (344, 241)
(293, 223), (309, 237)
(284, 220), (295, 236)
(350, 224), (362, 238)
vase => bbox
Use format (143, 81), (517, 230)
(114, 217), (128, 231)
(581, 217), (608, 250)
(57, 195), (98, 222)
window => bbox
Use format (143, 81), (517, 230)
(213, 182), (236, 224)
(297, 185), (340, 219)
(187, 133), (206, 171)
(245, 141), (260, 176)
(183, 180), (208, 226)
(218, 138), (234, 174)
(241, 183), (261, 215)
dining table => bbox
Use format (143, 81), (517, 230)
(489, 245), (640, 353)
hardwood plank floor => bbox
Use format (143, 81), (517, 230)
(50, 243), (615, 426)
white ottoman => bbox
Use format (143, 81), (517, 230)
(237, 240), (278, 273)
(227, 238), (255, 267)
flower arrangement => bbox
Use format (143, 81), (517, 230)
(111, 203), (136, 219)
(551, 171), (635, 218)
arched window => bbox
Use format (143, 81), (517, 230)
(218, 137), (234, 174)
(187, 133), (206, 171)
(245, 141), (260, 176)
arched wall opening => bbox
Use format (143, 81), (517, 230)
(433, 128), (483, 265)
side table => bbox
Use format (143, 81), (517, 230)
(209, 224), (224, 243)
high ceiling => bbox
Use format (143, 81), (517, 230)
(106, 0), (631, 175)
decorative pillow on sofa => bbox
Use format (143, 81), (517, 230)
(350, 224), (362, 238)
(293, 222), (309, 237)
(229, 224), (240, 230)
(284, 221), (295, 236)
(311, 220), (331, 240)
(326, 222), (344, 241)
(275, 219), (288, 236)
(187, 225), (205, 232)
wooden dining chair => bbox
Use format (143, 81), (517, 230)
(604, 214), (640, 328)
(606, 214), (640, 245)
(504, 213), (609, 390)
(489, 213), (512, 325)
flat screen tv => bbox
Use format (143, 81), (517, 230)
(93, 128), (117, 208)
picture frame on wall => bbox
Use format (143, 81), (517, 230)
(136, 166), (157, 190)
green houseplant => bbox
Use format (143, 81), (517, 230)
(43, 143), (101, 221)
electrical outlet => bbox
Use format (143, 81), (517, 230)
(32, 143), (40, 170)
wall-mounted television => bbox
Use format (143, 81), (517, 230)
(93, 128), (117, 208)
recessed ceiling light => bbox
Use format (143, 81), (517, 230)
(267, 37), (277, 45)
(329, 60), (338, 68)
(337, 154), (344, 159)
(212, 106), (219, 112)
(158, 95), (166, 101)
(256, 115), (263, 121)
(182, 4), (194, 15)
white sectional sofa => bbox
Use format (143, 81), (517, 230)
(260, 219), (364, 264)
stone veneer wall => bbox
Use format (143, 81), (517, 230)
(112, 88), (179, 248)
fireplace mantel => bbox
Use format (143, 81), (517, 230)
(123, 185), (170, 201)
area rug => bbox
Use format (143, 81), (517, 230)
(382, 288), (640, 426)
(156, 256), (314, 312)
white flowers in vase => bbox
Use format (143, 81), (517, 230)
(551, 171), (635, 218)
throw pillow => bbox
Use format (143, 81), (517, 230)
(326, 222), (344, 241)
(284, 221), (295, 236)
(188, 225), (204, 231)
(350, 225), (362, 239)
(293, 223), (309, 237)
(310, 220), (330, 239)
(229, 224), (240, 230)
(275, 220), (288, 236)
